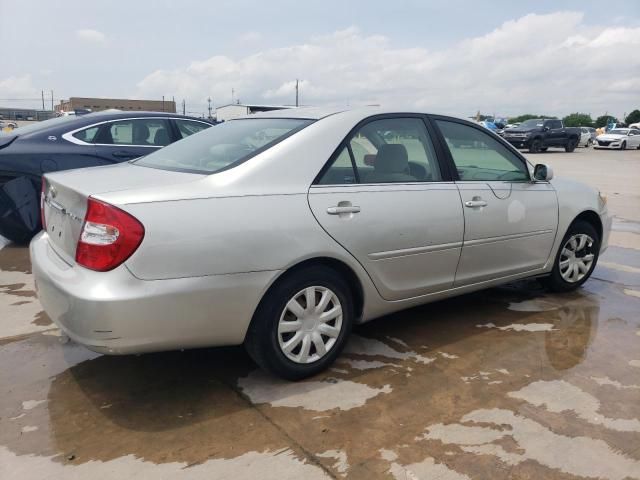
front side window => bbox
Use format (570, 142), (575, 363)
(135, 118), (312, 174)
(436, 120), (529, 182)
(93, 119), (172, 146)
(318, 117), (441, 185)
(176, 119), (211, 138)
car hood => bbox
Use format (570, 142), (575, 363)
(505, 128), (538, 134)
(597, 134), (625, 141)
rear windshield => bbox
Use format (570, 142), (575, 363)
(0, 115), (79, 136)
(135, 118), (313, 174)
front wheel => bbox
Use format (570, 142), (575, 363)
(541, 220), (600, 292)
(245, 266), (354, 380)
(620, 141), (626, 150)
(529, 139), (543, 153)
(565, 138), (578, 152)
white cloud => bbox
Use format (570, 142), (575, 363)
(0, 74), (39, 99)
(238, 31), (263, 44)
(76, 28), (107, 44)
(136, 13), (640, 117)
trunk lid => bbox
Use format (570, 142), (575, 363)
(43, 162), (203, 264)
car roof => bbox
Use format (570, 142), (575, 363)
(240, 105), (463, 121)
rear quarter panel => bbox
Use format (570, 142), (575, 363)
(122, 194), (366, 280)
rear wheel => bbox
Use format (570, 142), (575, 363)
(539, 147), (548, 152)
(565, 138), (578, 152)
(245, 265), (354, 380)
(541, 220), (600, 292)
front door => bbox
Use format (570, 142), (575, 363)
(432, 118), (558, 286)
(308, 116), (464, 301)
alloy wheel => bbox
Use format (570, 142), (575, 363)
(277, 286), (343, 364)
(559, 234), (595, 283)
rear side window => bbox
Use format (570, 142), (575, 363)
(318, 117), (441, 185)
(135, 118), (312, 174)
(176, 119), (211, 138)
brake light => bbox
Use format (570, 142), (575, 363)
(75, 197), (145, 271)
(40, 179), (46, 230)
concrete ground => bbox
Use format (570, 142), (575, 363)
(0, 146), (639, 479)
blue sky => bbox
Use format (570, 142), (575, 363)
(1, 0), (639, 118)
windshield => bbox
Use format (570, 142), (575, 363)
(519, 119), (544, 129)
(0, 115), (79, 136)
(135, 118), (313, 174)
(609, 129), (629, 135)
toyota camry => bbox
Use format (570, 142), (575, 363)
(31, 107), (611, 379)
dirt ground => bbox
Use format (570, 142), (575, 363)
(1, 146), (639, 479)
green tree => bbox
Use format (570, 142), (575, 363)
(625, 109), (640, 125)
(595, 115), (618, 128)
(508, 114), (557, 123)
(562, 113), (593, 127)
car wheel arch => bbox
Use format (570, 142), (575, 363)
(571, 210), (603, 242)
(245, 256), (365, 340)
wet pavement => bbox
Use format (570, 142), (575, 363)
(1, 147), (639, 479)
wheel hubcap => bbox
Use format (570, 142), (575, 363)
(559, 234), (595, 283)
(277, 286), (343, 364)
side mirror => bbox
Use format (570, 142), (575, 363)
(534, 164), (554, 181)
(542, 126), (550, 132)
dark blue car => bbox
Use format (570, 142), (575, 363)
(0, 110), (213, 243)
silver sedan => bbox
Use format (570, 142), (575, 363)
(31, 107), (611, 379)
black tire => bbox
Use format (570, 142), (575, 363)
(620, 141), (626, 150)
(244, 265), (354, 380)
(565, 138), (578, 152)
(540, 147), (548, 152)
(541, 220), (600, 293)
(529, 139), (543, 153)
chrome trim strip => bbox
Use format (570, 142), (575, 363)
(464, 229), (554, 247)
(369, 241), (463, 260)
(61, 117), (210, 147)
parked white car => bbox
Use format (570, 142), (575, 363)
(594, 128), (640, 150)
(32, 107), (611, 379)
(579, 127), (592, 147)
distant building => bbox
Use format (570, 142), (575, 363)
(56, 97), (176, 114)
(0, 107), (56, 121)
(215, 103), (292, 122)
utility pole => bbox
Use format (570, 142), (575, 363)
(231, 88), (234, 104)
(41, 90), (45, 110)
(182, 99), (186, 116)
(295, 79), (299, 107)
(50, 90), (54, 111)
(162, 95), (165, 112)
(207, 97), (212, 119)
(172, 96), (175, 113)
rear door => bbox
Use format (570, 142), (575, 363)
(308, 115), (464, 301)
(91, 118), (172, 162)
(432, 117), (558, 286)
(546, 119), (565, 146)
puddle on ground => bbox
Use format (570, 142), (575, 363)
(1, 242), (639, 478)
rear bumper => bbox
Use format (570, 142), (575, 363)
(30, 232), (279, 354)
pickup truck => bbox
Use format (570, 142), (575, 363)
(502, 119), (581, 153)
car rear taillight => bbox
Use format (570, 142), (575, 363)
(75, 197), (145, 272)
(40, 180), (46, 230)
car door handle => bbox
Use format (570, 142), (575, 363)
(327, 205), (361, 215)
(112, 150), (138, 159)
(464, 200), (488, 208)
